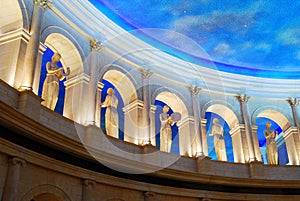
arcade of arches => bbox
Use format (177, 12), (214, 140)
(0, 0), (300, 201)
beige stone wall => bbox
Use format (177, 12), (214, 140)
(0, 153), (8, 198)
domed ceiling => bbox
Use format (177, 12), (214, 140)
(89, 0), (300, 79)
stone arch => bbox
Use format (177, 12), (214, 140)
(152, 88), (189, 118)
(202, 100), (241, 126)
(41, 28), (85, 78)
(0, 0), (27, 34)
(205, 103), (242, 162)
(251, 106), (292, 131)
(21, 184), (71, 201)
(100, 66), (138, 105)
(153, 90), (190, 155)
(206, 104), (239, 129)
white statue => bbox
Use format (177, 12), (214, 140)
(264, 122), (278, 165)
(209, 118), (227, 161)
(101, 88), (119, 138)
(159, 105), (181, 153)
(160, 105), (173, 152)
(42, 53), (70, 110)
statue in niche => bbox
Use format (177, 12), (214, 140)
(101, 88), (119, 138)
(159, 105), (181, 153)
(264, 122), (278, 165)
(209, 118), (227, 161)
(42, 53), (70, 110)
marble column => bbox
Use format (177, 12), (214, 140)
(141, 68), (153, 144)
(2, 157), (26, 201)
(189, 85), (204, 157)
(287, 98), (300, 135)
(95, 82), (104, 127)
(287, 98), (300, 164)
(237, 95), (257, 162)
(82, 179), (96, 201)
(19, 0), (49, 91)
(84, 39), (102, 125)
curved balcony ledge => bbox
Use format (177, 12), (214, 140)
(1, 81), (300, 192)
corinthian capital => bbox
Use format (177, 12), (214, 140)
(34, 0), (50, 8)
(236, 94), (250, 103)
(83, 179), (96, 188)
(141, 68), (153, 79)
(188, 85), (201, 95)
(9, 157), (26, 167)
(90, 38), (103, 52)
(287, 97), (299, 107)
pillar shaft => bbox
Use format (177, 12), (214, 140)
(287, 98), (300, 136)
(2, 157), (26, 201)
(189, 85), (204, 156)
(82, 180), (96, 201)
(20, 0), (48, 90)
(85, 39), (102, 125)
(237, 95), (256, 162)
(141, 68), (153, 144)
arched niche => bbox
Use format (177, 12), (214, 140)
(255, 110), (290, 165)
(100, 69), (138, 141)
(0, 0), (27, 87)
(154, 91), (191, 155)
(206, 104), (239, 129)
(21, 184), (71, 201)
(257, 110), (290, 132)
(0, 0), (24, 34)
(31, 193), (61, 201)
(44, 33), (84, 78)
(154, 99), (180, 154)
(206, 104), (243, 162)
(102, 69), (137, 105)
(155, 91), (188, 118)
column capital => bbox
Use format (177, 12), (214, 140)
(34, 0), (51, 8)
(287, 97), (299, 107)
(141, 68), (154, 79)
(90, 38), (103, 52)
(9, 157), (26, 167)
(83, 179), (96, 188)
(236, 94), (250, 103)
(188, 85), (201, 95)
(144, 191), (155, 201)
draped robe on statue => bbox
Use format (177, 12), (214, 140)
(211, 119), (227, 161)
(102, 93), (119, 138)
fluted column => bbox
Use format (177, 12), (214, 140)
(19, 0), (49, 91)
(189, 85), (204, 157)
(84, 39), (103, 125)
(2, 157), (26, 201)
(141, 68), (153, 144)
(287, 98), (300, 133)
(82, 179), (96, 201)
(237, 95), (257, 162)
(287, 98), (300, 164)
